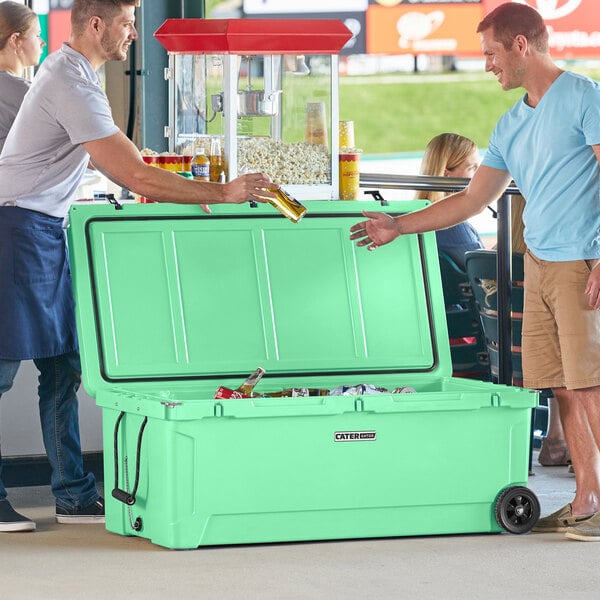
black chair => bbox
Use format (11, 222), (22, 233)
(464, 250), (549, 450)
(464, 250), (525, 385)
(438, 251), (490, 381)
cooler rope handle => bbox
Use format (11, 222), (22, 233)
(112, 411), (148, 506)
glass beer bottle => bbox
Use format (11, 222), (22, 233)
(214, 367), (266, 399)
(265, 388), (329, 397)
(209, 136), (224, 182)
(235, 367), (266, 396)
(267, 187), (307, 223)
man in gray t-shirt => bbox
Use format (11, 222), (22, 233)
(0, 0), (274, 533)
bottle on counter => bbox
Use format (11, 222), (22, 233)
(214, 367), (266, 399)
(191, 147), (209, 181)
(209, 137), (225, 183)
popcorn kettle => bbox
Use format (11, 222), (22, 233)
(237, 56), (282, 117)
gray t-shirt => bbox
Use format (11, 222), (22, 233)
(0, 70), (30, 153)
(0, 43), (119, 218)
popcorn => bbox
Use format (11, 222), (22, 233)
(175, 137), (332, 185)
(238, 138), (330, 185)
(181, 137), (331, 185)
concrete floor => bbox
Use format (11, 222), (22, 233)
(0, 450), (597, 600)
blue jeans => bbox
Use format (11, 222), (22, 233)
(0, 351), (100, 509)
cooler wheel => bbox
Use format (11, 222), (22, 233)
(494, 486), (540, 534)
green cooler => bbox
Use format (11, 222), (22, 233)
(67, 200), (539, 549)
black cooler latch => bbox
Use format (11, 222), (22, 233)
(364, 189), (389, 206)
(112, 411), (148, 506)
(94, 192), (124, 210)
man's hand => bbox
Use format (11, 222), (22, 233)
(349, 211), (401, 250)
(585, 261), (600, 309)
(222, 173), (278, 204)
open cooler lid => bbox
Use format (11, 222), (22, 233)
(67, 201), (451, 395)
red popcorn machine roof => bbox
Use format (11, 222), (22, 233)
(154, 18), (353, 55)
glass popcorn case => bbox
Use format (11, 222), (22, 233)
(154, 19), (352, 200)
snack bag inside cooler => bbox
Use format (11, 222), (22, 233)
(67, 200), (539, 549)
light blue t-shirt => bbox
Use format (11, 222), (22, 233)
(0, 44), (119, 218)
(482, 71), (600, 261)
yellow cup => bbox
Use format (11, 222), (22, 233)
(339, 152), (361, 200)
(339, 121), (355, 150)
(305, 102), (328, 149)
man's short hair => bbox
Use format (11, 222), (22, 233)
(71, 0), (140, 36)
(477, 2), (549, 53)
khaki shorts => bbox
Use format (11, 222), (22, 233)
(522, 251), (600, 390)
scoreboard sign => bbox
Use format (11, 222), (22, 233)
(367, 4), (483, 55)
(244, 0), (368, 13)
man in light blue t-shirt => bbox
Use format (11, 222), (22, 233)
(350, 3), (600, 541)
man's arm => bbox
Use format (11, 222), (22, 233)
(349, 165), (512, 250)
(83, 131), (275, 206)
(585, 145), (600, 309)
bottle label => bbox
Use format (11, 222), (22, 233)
(191, 163), (209, 180)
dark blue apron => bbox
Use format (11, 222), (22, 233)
(0, 206), (77, 360)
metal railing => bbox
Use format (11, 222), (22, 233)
(359, 172), (522, 386)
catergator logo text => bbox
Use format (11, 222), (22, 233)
(334, 431), (376, 442)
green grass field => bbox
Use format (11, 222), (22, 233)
(339, 66), (600, 154)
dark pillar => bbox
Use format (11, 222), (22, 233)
(139, 1), (206, 152)
(496, 193), (513, 385)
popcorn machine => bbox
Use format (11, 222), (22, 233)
(154, 19), (352, 200)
